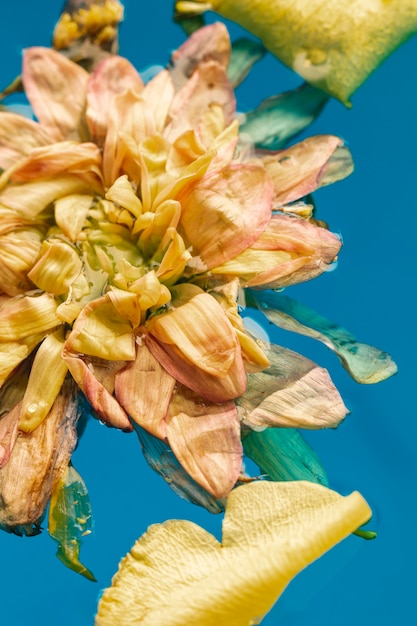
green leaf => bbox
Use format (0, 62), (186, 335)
(243, 427), (329, 485)
(250, 290), (398, 384)
(48, 463), (96, 581)
(239, 83), (328, 150)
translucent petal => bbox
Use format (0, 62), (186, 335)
(236, 343), (348, 428)
(134, 424), (225, 514)
(227, 37), (265, 87)
(166, 384), (242, 498)
(48, 463), (95, 581)
(252, 291), (398, 384)
(239, 83), (328, 150)
(95, 480), (371, 625)
(243, 427), (329, 485)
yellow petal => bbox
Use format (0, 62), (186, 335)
(0, 335), (44, 388)
(95, 480), (371, 625)
(105, 175), (143, 218)
(54, 194), (94, 241)
(176, 0), (417, 104)
(19, 329), (69, 433)
(27, 239), (83, 296)
(0, 293), (59, 341)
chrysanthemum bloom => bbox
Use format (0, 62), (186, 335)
(0, 23), (394, 567)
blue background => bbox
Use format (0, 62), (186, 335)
(0, 1), (416, 624)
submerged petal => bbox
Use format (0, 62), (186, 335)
(95, 480), (371, 625)
(252, 291), (398, 384)
(166, 384), (242, 498)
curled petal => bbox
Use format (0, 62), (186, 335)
(0, 293), (60, 342)
(166, 384), (242, 498)
(22, 47), (89, 141)
(252, 291), (398, 384)
(178, 164), (273, 269)
(63, 351), (132, 432)
(227, 37), (265, 87)
(95, 480), (371, 626)
(0, 401), (21, 468)
(115, 342), (176, 440)
(86, 55), (144, 146)
(262, 135), (353, 205)
(236, 343), (348, 429)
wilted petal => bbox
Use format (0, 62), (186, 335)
(141, 70), (175, 134)
(0, 377), (80, 533)
(0, 401), (21, 468)
(170, 22), (230, 89)
(115, 342), (176, 440)
(262, 135), (353, 205)
(236, 343), (348, 428)
(213, 213), (341, 288)
(0, 293), (60, 342)
(239, 83), (328, 150)
(178, 164), (273, 269)
(165, 60), (235, 144)
(28, 239), (83, 296)
(63, 351), (133, 432)
(251, 291), (398, 384)
(166, 384), (242, 498)
(0, 334), (44, 388)
(0, 112), (52, 170)
(227, 37), (265, 87)
(134, 424), (225, 514)
(48, 463), (96, 581)
(54, 194), (94, 241)
(243, 427), (329, 485)
(86, 54), (144, 146)
(22, 47), (89, 141)
(19, 329), (68, 433)
(95, 480), (371, 625)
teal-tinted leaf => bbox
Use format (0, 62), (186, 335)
(243, 427), (328, 485)
(48, 463), (96, 581)
(239, 83), (328, 150)
(134, 424), (225, 514)
(250, 290), (398, 384)
(227, 37), (265, 87)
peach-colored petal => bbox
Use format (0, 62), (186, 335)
(213, 213), (342, 288)
(86, 55), (144, 146)
(165, 61), (235, 144)
(262, 135), (352, 204)
(115, 342), (175, 440)
(140, 70), (175, 134)
(7, 141), (102, 183)
(145, 333), (246, 403)
(0, 401), (21, 468)
(0, 113), (52, 170)
(166, 384), (242, 498)
(22, 47), (89, 141)
(63, 351), (133, 432)
(178, 164), (273, 269)
(170, 22), (231, 89)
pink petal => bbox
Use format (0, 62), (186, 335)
(22, 47), (89, 141)
(170, 22), (231, 89)
(0, 113), (52, 170)
(164, 60), (236, 144)
(178, 164), (273, 269)
(86, 55), (144, 146)
(140, 70), (175, 134)
(262, 135), (349, 204)
(166, 384), (242, 498)
(63, 351), (133, 432)
(145, 333), (246, 403)
(115, 342), (176, 440)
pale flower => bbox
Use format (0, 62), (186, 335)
(0, 22), (395, 573)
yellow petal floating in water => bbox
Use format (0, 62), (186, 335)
(175, 0), (417, 104)
(95, 480), (371, 626)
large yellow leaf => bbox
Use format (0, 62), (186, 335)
(95, 480), (371, 625)
(175, 0), (417, 104)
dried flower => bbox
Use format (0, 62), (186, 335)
(0, 22), (395, 574)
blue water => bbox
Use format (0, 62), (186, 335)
(0, 1), (416, 624)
